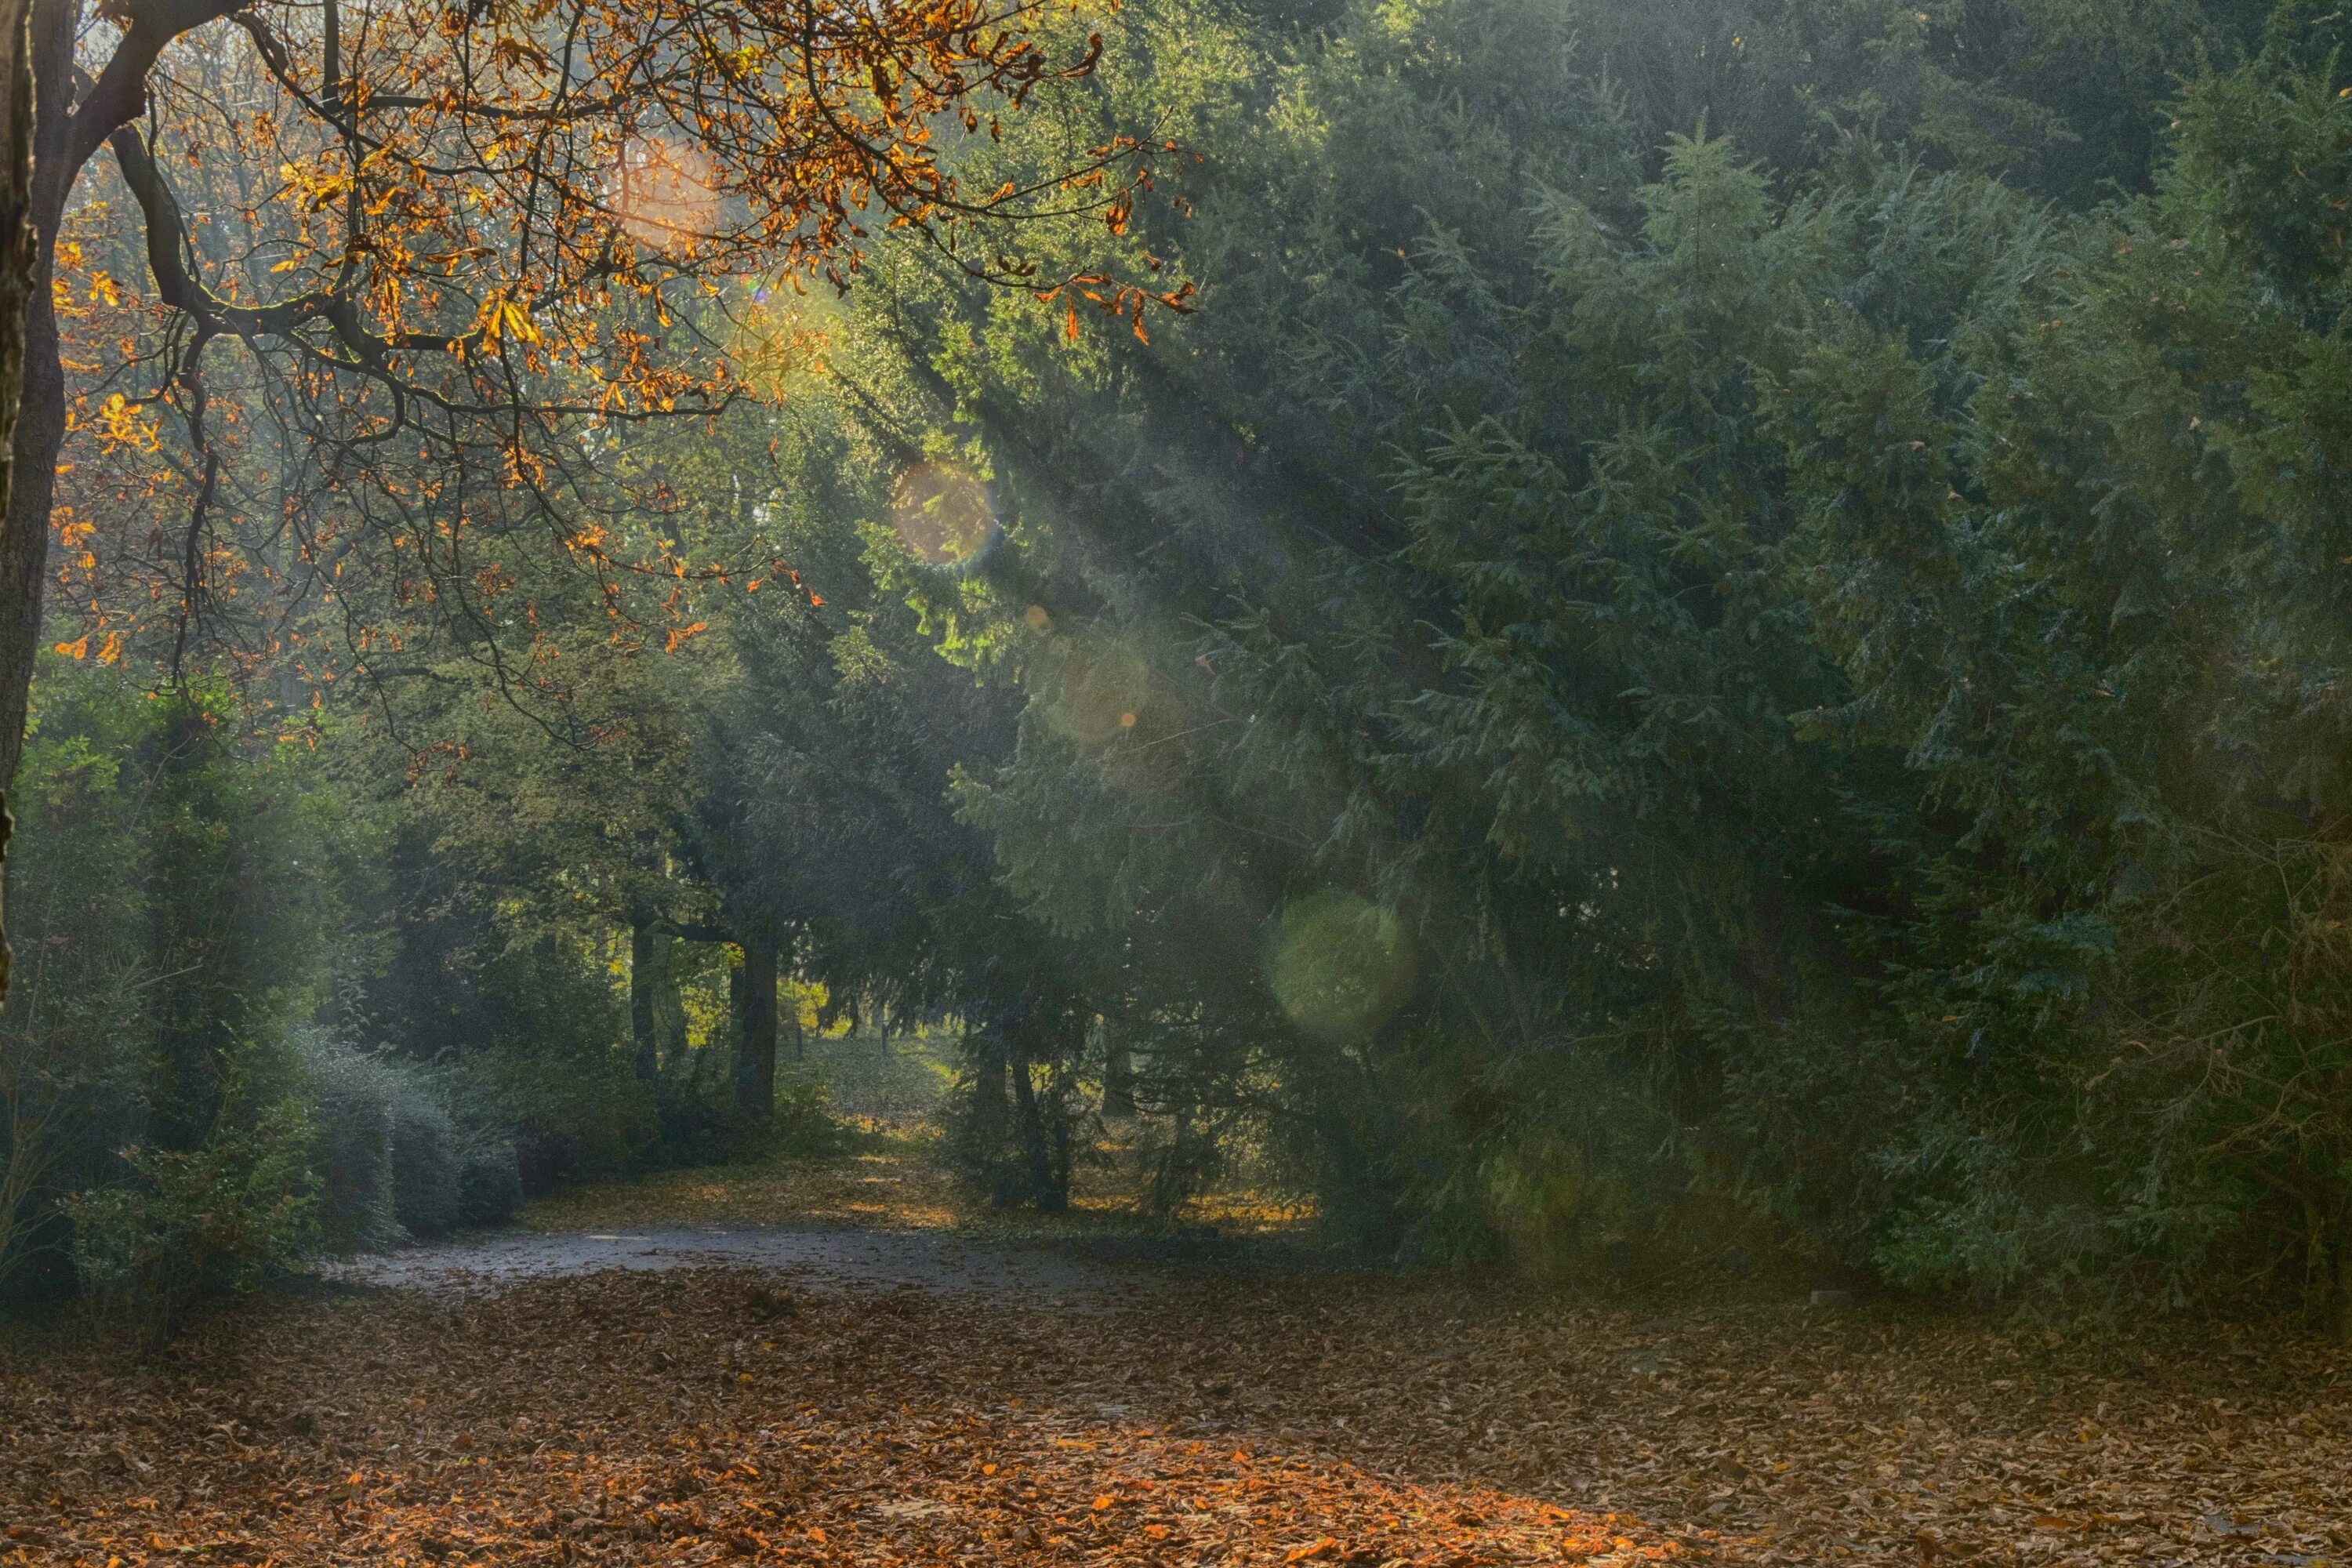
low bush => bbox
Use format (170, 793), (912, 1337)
(388, 1076), (462, 1236)
(446, 1042), (659, 1192)
(646, 1054), (851, 1168)
(453, 1127), (524, 1225)
(441, 1035), (845, 1188)
(766, 1074), (847, 1160)
(62, 1096), (319, 1341)
(299, 1032), (524, 1246)
(299, 1033), (403, 1254)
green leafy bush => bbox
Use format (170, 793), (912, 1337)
(299, 1033), (402, 1254)
(452, 1127), (525, 1226)
(446, 1041), (659, 1192)
(298, 1032), (524, 1246)
(759, 1073), (848, 1161)
(388, 1076), (463, 1236)
(63, 1097), (319, 1338)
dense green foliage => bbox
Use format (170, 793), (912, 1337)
(818, 0), (2352, 1320)
(10, 0), (2352, 1332)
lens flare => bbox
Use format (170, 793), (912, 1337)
(1042, 642), (1154, 747)
(1261, 890), (1414, 1043)
(890, 462), (999, 565)
(615, 136), (719, 252)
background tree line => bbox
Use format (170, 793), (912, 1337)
(12, 0), (2352, 1335)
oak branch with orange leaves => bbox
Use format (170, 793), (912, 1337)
(0, 0), (1177, 1000)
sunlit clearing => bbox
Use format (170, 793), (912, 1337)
(891, 462), (1000, 565)
(1262, 889), (1414, 1042)
(615, 135), (719, 252)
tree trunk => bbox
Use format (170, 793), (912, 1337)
(0, 0), (65, 1011)
(727, 959), (747, 1099)
(1006, 1004), (1063, 1212)
(967, 1020), (1014, 1203)
(630, 912), (658, 1083)
(736, 935), (778, 1119)
(1102, 1017), (1135, 1117)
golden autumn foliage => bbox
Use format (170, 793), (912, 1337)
(33, 0), (1174, 691)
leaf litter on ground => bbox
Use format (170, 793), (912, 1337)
(5, 1248), (2350, 1568)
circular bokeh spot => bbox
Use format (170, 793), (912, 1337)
(891, 463), (999, 566)
(1261, 890), (1415, 1043)
(616, 136), (719, 252)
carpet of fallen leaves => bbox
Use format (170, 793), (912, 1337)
(5, 1250), (2349, 1568)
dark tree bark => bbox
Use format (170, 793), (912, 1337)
(726, 960), (746, 1088)
(630, 912), (659, 1083)
(0, 0), (57, 1010)
(1006, 998), (1065, 1212)
(735, 935), (778, 1119)
(1102, 1017), (1136, 1117)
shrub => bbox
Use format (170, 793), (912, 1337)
(63, 1097), (319, 1340)
(298, 1031), (524, 1244)
(388, 1074), (462, 1236)
(766, 1074), (845, 1160)
(648, 1064), (737, 1168)
(453, 1127), (524, 1225)
(296, 1029), (407, 1250)
(446, 1042), (658, 1192)
(297, 1033), (402, 1254)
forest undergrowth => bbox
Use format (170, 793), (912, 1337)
(524, 1034), (1312, 1247)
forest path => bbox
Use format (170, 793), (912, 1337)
(10, 1236), (2345, 1568)
(332, 1119), (1281, 1306)
(9, 1140), (2348, 1568)
(329, 1221), (1167, 1310)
